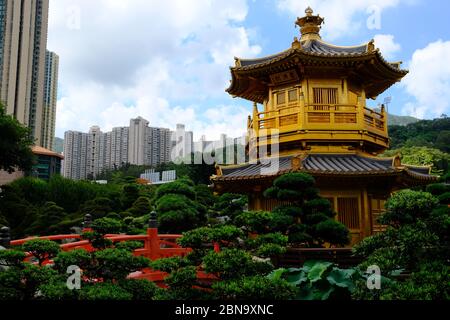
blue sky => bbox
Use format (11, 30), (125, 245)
(48, 0), (450, 140)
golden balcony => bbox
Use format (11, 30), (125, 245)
(247, 103), (389, 154)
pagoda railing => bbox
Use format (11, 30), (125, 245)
(249, 103), (387, 137)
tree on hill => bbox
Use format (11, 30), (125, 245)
(383, 146), (450, 174)
(388, 117), (450, 152)
(0, 103), (35, 173)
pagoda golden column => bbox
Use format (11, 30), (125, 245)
(212, 8), (437, 244)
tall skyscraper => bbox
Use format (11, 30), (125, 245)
(63, 131), (88, 180)
(41, 50), (59, 150)
(145, 127), (172, 167)
(0, 0), (50, 146)
(63, 118), (176, 180)
(110, 127), (128, 169)
(128, 117), (149, 165)
(87, 126), (103, 179)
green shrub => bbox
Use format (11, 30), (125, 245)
(91, 217), (123, 235)
(117, 279), (158, 300)
(426, 183), (450, 196)
(272, 205), (302, 218)
(437, 192), (450, 205)
(114, 241), (143, 251)
(94, 249), (150, 281)
(256, 243), (286, 258)
(270, 211), (295, 231)
(313, 220), (350, 246)
(212, 276), (295, 300)
(79, 282), (132, 300)
(22, 239), (60, 266)
(0, 250), (26, 267)
(39, 277), (79, 300)
(149, 256), (187, 273)
(303, 198), (334, 217)
(156, 182), (196, 200)
(381, 190), (439, 226)
(203, 249), (273, 280)
(53, 249), (91, 273)
(233, 211), (273, 234)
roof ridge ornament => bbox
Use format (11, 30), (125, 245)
(367, 39), (375, 52)
(296, 7), (324, 41)
(291, 36), (302, 49)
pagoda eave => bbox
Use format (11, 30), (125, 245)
(227, 50), (407, 103)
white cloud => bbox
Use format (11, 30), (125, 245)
(373, 34), (401, 59)
(402, 40), (450, 118)
(276, 0), (403, 40)
(49, 0), (260, 140)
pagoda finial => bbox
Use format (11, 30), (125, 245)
(296, 7), (324, 41)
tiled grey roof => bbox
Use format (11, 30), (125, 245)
(239, 52), (288, 67)
(237, 40), (368, 68)
(221, 156), (292, 178)
(301, 40), (368, 56)
(303, 154), (394, 174)
(216, 154), (436, 181)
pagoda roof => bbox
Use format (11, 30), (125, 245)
(227, 7), (409, 104)
(228, 39), (408, 103)
(238, 39), (372, 68)
(212, 154), (437, 184)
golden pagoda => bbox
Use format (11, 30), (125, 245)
(211, 8), (437, 244)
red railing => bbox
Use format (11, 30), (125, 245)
(8, 227), (216, 285)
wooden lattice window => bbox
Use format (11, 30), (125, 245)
(288, 89), (298, 102)
(313, 88), (338, 105)
(277, 91), (286, 105)
(371, 198), (387, 234)
(337, 197), (360, 230)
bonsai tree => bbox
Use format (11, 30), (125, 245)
(352, 190), (450, 300)
(150, 224), (294, 300)
(154, 180), (206, 233)
(264, 173), (350, 247)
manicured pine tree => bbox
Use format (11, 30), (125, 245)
(264, 173), (350, 247)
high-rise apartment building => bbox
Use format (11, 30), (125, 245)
(41, 50), (59, 150)
(87, 126), (103, 179)
(0, 0), (50, 146)
(63, 118), (176, 180)
(110, 127), (128, 169)
(128, 117), (149, 166)
(145, 127), (172, 167)
(63, 131), (88, 180)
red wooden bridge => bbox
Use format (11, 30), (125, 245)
(8, 226), (216, 285)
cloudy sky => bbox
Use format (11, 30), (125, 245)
(48, 0), (450, 140)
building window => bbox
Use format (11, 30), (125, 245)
(288, 89), (298, 102)
(313, 88), (338, 105)
(337, 197), (360, 230)
(370, 198), (387, 234)
(277, 91), (285, 105)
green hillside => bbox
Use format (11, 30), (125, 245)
(388, 116), (450, 152)
(387, 113), (420, 126)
